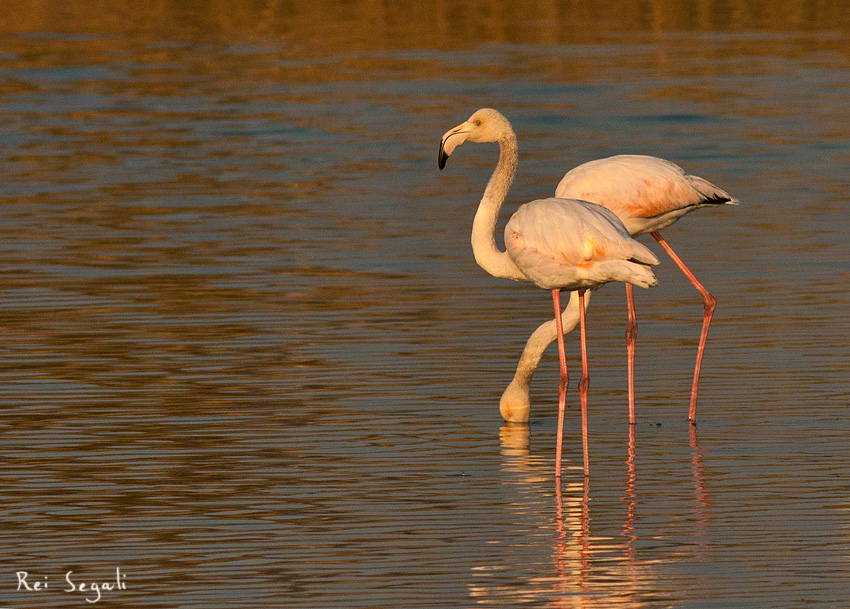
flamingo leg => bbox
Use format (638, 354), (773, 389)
(552, 289), (569, 481)
(625, 283), (637, 426)
(578, 289), (589, 478)
(650, 231), (716, 425)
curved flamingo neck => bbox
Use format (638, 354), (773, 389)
(470, 131), (526, 281)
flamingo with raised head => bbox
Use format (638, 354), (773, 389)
(438, 108), (659, 478)
(500, 155), (736, 426)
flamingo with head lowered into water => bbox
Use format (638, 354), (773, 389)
(499, 154), (737, 427)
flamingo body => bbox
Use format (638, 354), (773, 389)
(504, 198), (659, 291)
(555, 155), (736, 235)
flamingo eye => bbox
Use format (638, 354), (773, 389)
(474, 119), (482, 126)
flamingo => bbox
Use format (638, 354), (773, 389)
(500, 155), (737, 426)
(438, 108), (659, 478)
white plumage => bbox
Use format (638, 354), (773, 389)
(501, 154), (736, 427)
(504, 198), (659, 291)
(438, 108), (661, 479)
(556, 154), (737, 236)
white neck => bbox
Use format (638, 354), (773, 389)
(499, 291), (591, 422)
(470, 133), (527, 282)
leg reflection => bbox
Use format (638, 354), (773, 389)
(622, 424), (637, 562)
(491, 419), (714, 605)
(690, 425), (713, 533)
(554, 476), (591, 604)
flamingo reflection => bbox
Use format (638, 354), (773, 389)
(472, 422), (714, 605)
(690, 425), (713, 544)
(553, 475), (591, 606)
(622, 424), (638, 564)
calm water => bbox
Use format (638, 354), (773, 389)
(1, 2), (850, 608)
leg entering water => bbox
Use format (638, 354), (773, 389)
(578, 290), (589, 478)
(552, 289), (569, 481)
(650, 231), (716, 425)
(625, 283), (637, 426)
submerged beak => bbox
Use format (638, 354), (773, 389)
(438, 123), (471, 170)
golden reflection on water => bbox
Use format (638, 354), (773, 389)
(2, 0), (850, 49)
(2, 1), (850, 607)
(490, 423), (716, 606)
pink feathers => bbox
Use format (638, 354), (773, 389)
(556, 154), (737, 236)
(505, 198), (659, 291)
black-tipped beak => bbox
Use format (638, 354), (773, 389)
(438, 125), (468, 170)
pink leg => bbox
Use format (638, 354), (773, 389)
(625, 283), (637, 426)
(552, 289), (569, 481)
(650, 231), (716, 425)
(578, 289), (589, 478)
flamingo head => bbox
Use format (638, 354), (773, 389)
(438, 108), (514, 170)
(499, 380), (530, 423)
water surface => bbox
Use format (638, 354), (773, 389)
(1, 2), (850, 607)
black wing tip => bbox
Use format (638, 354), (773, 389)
(701, 190), (738, 206)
